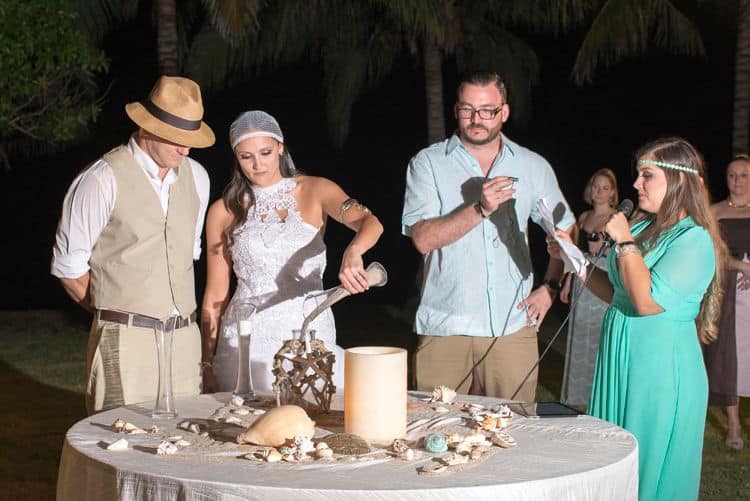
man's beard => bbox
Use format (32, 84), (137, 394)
(459, 123), (502, 146)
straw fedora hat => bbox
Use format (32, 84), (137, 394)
(125, 76), (215, 148)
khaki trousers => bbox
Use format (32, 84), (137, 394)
(86, 316), (202, 414)
(415, 327), (538, 402)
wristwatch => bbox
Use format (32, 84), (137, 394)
(474, 202), (490, 218)
(542, 279), (561, 292)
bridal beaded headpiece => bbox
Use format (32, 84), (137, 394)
(637, 159), (698, 175)
(229, 110), (297, 172)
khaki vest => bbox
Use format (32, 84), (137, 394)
(89, 146), (199, 319)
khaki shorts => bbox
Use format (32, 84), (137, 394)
(86, 316), (201, 414)
(415, 326), (538, 402)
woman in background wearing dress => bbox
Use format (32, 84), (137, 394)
(200, 111), (383, 394)
(560, 168), (618, 407)
(553, 137), (725, 500)
(703, 154), (750, 450)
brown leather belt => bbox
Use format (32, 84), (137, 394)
(98, 309), (197, 330)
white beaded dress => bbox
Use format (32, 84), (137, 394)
(213, 177), (345, 393)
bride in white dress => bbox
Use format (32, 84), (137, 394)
(200, 111), (383, 394)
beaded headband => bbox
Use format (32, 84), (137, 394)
(637, 159), (699, 175)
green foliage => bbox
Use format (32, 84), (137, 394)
(572, 0), (704, 84)
(0, 0), (109, 168)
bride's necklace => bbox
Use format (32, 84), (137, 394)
(251, 177), (297, 221)
(728, 198), (750, 209)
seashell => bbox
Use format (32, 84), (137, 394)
(148, 425), (159, 434)
(232, 408), (250, 415)
(265, 448), (283, 463)
(252, 409), (266, 415)
(123, 422), (146, 434)
(434, 406), (450, 414)
(224, 416), (243, 425)
(278, 446), (295, 455)
(315, 441), (329, 451)
(107, 438), (129, 450)
(441, 452), (469, 466)
(496, 404), (513, 419)
(463, 432), (487, 445)
(491, 431), (517, 448)
(244, 452), (262, 461)
(175, 439), (191, 447)
(423, 433), (448, 453)
(419, 462), (448, 474)
(231, 395), (245, 406)
(236, 405), (315, 448)
(156, 440), (178, 455)
(497, 416), (512, 429)
(482, 415), (498, 431)
(315, 447), (333, 459)
(112, 418), (125, 433)
(469, 448), (483, 460)
(292, 436), (315, 456)
(431, 386), (457, 404)
(188, 423), (201, 434)
(199, 432), (209, 437)
(167, 435), (183, 442)
(391, 438), (409, 454)
(455, 441), (472, 455)
(178, 421), (191, 430)
(400, 448), (415, 461)
(324, 433), (371, 455)
(446, 432), (464, 446)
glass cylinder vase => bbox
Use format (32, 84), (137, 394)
(233, 301), (257, 401)
(152, 315), (178, 419)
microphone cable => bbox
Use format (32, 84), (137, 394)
(508, 198), (633, 401)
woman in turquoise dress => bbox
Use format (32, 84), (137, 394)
(556, 138), (726, 500)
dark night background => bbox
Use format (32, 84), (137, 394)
(0, 2), (737, 317)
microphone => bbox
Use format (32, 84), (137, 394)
(599, 198), (634, 253)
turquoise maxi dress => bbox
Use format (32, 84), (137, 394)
(589, 217), (715, 501)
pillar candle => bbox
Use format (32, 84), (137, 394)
(344, 346), (407, 443)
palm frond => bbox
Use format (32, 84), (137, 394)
(572, 0), (704, 84)
(201, 0), (262, 46)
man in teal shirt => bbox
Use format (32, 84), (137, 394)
(402, 71), (574, 401)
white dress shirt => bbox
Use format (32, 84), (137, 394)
(51, 135), (210, 279)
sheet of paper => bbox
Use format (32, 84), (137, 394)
(536, 198), (587, 276)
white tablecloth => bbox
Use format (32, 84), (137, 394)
(57, 392), (638, 500)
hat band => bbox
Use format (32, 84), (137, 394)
(141, 99), (202, 131)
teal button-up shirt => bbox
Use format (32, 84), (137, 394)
(402, 134), (575, 337)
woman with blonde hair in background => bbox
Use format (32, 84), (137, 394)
(560, 168), (618, 407)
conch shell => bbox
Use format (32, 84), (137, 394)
(236, 405), (316, 447)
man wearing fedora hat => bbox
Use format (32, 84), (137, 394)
(51, 76), (215, 413)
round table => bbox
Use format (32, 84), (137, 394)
(57, 392), (638, 500)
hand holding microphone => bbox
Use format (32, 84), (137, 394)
(599, 199), (635, 253)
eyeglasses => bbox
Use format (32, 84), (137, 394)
(456, 105), (504, 120)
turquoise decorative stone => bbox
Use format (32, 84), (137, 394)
(423, 433), (448, 453)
